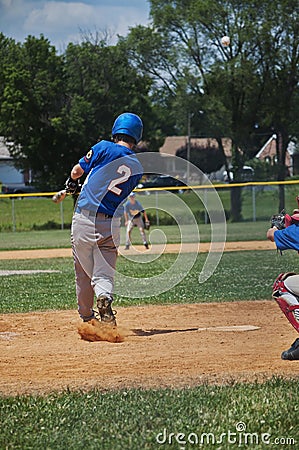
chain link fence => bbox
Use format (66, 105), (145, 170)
(1, 181), (299, 232)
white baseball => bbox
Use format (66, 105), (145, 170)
(221, 36), (230, 47)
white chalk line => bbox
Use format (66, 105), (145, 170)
(0, 270), (61, 276)
(196, 325), (260, 332)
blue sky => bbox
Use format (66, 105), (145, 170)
(0, 0), (150, 51)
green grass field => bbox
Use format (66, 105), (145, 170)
(1, 249), (299, 448)
(1, 209), (299, 449)
(0, 378), (298, 450)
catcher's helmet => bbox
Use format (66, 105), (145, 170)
(112, 113), (143, 143)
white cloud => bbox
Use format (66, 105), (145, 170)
(24, 2), (97, 32)
(0, 0), (150, 48)
(0, 0), (13, 7)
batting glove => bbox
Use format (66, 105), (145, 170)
(65, 177), (79, 195)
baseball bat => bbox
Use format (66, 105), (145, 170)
(52, 189), (67, 204)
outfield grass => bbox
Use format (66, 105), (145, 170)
(0, 196), (75, 232)
(0, 378), (298, 449)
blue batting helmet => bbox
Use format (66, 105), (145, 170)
(112, 113), (143, 143)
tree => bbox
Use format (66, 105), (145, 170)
(55, 38), (162, 183)
(254, 0), (299, 210)
(0, 34), (22, 123)
(125, 0), (299, 220)
(0, 34), (159, 188)
(176, 142), (225, 174)
(0, 34), (66, 188)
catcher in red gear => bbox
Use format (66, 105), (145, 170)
(267, 196), (299, 360)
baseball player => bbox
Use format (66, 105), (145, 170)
(66, 112), (144, 325)
(267, 218), (299, 360)
(124, 192), (150, 250)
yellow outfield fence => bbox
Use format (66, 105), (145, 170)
(135, 179), (299, 192)
(1, 178), (299, 198)
(1, 180), (299, 231)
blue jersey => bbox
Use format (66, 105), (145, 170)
(274, 224), (299, 252)
(124, 199), (144, 219)
(76, 140), (143, 216)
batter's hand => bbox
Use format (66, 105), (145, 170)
(52, 189), (67, 204)
(65, 177), (79, 194)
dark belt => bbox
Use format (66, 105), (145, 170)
(75, 207), (113, 219)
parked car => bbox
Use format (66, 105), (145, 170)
(137, 175), (186, 194)
(222, 166), (255, 182)
(1, 183), (39, 195)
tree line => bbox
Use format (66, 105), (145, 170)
(0, 0), (298, 220)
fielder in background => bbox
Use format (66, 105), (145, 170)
(124, 192), (150, 250)
(66, 112), (143, 325)
(267, 203), (299, 360)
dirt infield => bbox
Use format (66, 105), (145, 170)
(0, 301), (298, 396)
(1, 239), (298, 396)
(0, 239), (276, 259)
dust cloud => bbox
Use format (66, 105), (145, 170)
(77, 319), (126, 343)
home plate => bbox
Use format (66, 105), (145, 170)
(197, 325), (260, 332)
(0, 270), (60, 276)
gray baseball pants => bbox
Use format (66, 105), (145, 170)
(71, 210), (120, 320)
(125, 216), (147, 246)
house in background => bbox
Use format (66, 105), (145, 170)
(158, 134), (296, 182)
(255, 133), (293, 176)
(158, 136), (232, 181)
(0, 137), (33, 193)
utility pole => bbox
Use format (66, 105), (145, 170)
(187, 112), (191, 184)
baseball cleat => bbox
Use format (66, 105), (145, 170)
(124, 245), (130, 250)
(281, 338), (299, 360)
(96, 295), (117, 325)
(144, 242), (149, 249)
(82, 313), (96, 322)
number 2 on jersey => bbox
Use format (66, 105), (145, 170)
(108, 164), (132, 195)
